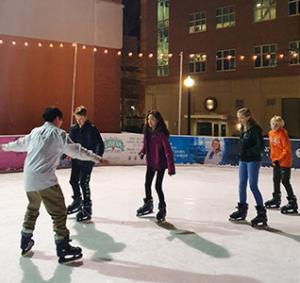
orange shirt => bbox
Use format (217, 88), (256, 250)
(268, 128), (292, 168)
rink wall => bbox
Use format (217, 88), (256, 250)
(1, 133), (300, 172)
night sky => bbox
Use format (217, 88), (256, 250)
(123, 0), (140, 38)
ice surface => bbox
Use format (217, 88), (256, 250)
(1, 165), (300, 283)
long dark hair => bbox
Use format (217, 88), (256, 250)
(143, 110), (170, 137)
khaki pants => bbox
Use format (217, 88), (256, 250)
(23, 184), (69, 239)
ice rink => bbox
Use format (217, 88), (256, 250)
(1, 165), (300, 283)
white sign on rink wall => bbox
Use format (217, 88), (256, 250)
(102, 133), (145, 166)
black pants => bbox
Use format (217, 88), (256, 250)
(145, 167), (166, 205)
(273, 166), (295, 197)
(70, 160), (94, 202)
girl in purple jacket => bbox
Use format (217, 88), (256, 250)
(136, 111), (175, 223)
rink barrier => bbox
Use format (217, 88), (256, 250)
(0, 133), (300, 172)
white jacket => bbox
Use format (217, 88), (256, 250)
(2, 122), (100, 192)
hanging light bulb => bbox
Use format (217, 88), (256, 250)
(0, 40), (3, 44)
(93, 47), (97, 52)
(24, 42), (29, 47)
(50, 43), (53, 48)
(240, 55), (245, 60)
(72, 43), (76, 47)
(38, 42), (42, 47)
(60, 43), (64, 48)
(168, 53), (173, 58)
(138, 53), (143, 58)
(12, 41), (16, 45)
(148, 53), (154, 58)
(83, 45), (86, 50)
(128, 52), (133, 57)
(104, 49), (108, 54)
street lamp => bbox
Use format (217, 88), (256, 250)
(184, 76), (195, 135)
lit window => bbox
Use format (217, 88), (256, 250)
(254, 44), (277, 68)
(189, 12), (206, 33)
(289, 40), (300, 65)
(216, 6), (235, 29)
(189, 53), (207, 73)
(254, 0), (276, 22)
(216, 49), (236, 71)
(288, 0), (300, 15)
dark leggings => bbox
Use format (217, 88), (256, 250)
(145, 167), (166, 205)
(273, 166), (295, 197)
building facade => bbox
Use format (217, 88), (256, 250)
(140, 0), (300, 138)
(0, 0), (123, 134)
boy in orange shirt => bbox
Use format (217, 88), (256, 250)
(265, 116), (298, 214)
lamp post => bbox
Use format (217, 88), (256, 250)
(184, 76), (195, 135)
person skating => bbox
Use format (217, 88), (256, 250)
(67, 105), (104, 222)
(0, 107), (102, 263)
(229, 108), (267, 227)
(265, 115), (298, 214)
(136, 110), (175, 223)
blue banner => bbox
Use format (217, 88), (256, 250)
(170, 136), (300, 168)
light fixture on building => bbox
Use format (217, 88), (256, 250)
(168, 53), (173, 58)
(0, 40), (3, 44)
(202, 54), (207, 60)
(60, 43), (63, 48)
(292, 52), (298, 58)
(128, 52), (133, 57)
(50, 43), (53, 48)
(38, 43), (42, 47)
(148, 53), (154, 58)
(189, 54), (195, 58)
(253, 55), (258, 60)
(117, 51), (122, 56)
(279, 53), (284, 59)
(138, 53), (143, 57)
(83, 45), (86, 50)
(72, 43), (76, 47)
(240, 55), (245, 60)
(204, 97), (218, 112)
(24, 42), (28, 47)
(266, 54), (271, 59)
(93, 48), (97, 52)
(227, 55), (232, 60)
(104, 49), (108, 54)
(12, 41), (16, 45)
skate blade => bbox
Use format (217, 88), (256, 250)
(251, 222), (268, 228)
(157, 218), (166, 224)
(281, 210), (299, 215)
(136, 211), (153, 217)
(229, 218), (247, 224)
(59, 253), (83, 264)
(77, 218), (92, 223)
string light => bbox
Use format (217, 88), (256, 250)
(138, 53), (143, 58)
(227, 55), (232, 60)
(24, 42), (28, 47)
(292, 52), (298, 58)
(72, 43), (76, 47)
(82, 45), (86, 50)
(148, 53), (154, 58)
(279, 54), (284, 59)
(12, 41), (16, 45)
(104, 49), (108, 54)
(93, 48), (97, 52)
(50, 43), (53, 48)
(117, 51), (122, 56)
(0, 40), (3, 44)
(38, 43), (42, 47)
(128, 52), (133, 57)
(253, 55), (258, 60)
(266, 54), (271, 59)
(240, 55), (245, 60)
(168, 53), (173, 58)
(202, 54), (207, 60)
(60, 43), (64, 48)
(189, 54), (195, 58)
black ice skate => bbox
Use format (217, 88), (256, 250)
(265, 193), (281, 209)
(229, 203), (248, 221)
(20, 231), (34, 256)
(67, 196), (82, 215)
(76, 200), (92, 222)
(251, 206), (267, 227)
(56, 235), (82, 264)
(281, 196), (298, 214)
(156, 203), (166, 223)
(136, 198), (153, 216)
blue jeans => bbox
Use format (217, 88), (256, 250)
(239, 161), (264, 206)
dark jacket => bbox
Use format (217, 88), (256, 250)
(69, 120), (104, 157)
(239, 120), (264, 162)
(140, 130), (175, 174)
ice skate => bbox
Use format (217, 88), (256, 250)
(251, 206), (268, 227)
(265, 193), (281, 209)
(136, 198), (153, 216)
(281, 196), (298, 214)
(56, 235), (82, 264)
(229, 203), (248, 221)
(20, 231), (34, 256)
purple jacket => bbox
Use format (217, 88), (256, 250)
(140, 131), (175, 174)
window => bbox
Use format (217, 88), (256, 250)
(189, 53), (207, 73)
(216, 6), (235, 29)
(289, 40), (300, 64)
(288, 0), (300, 16)
(189, 12), (206, 33)
(254, 0), (276, 22)
(157, 0), (169, 76)
(254, 44), (277, 68)
(216, 49), (236, 71)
